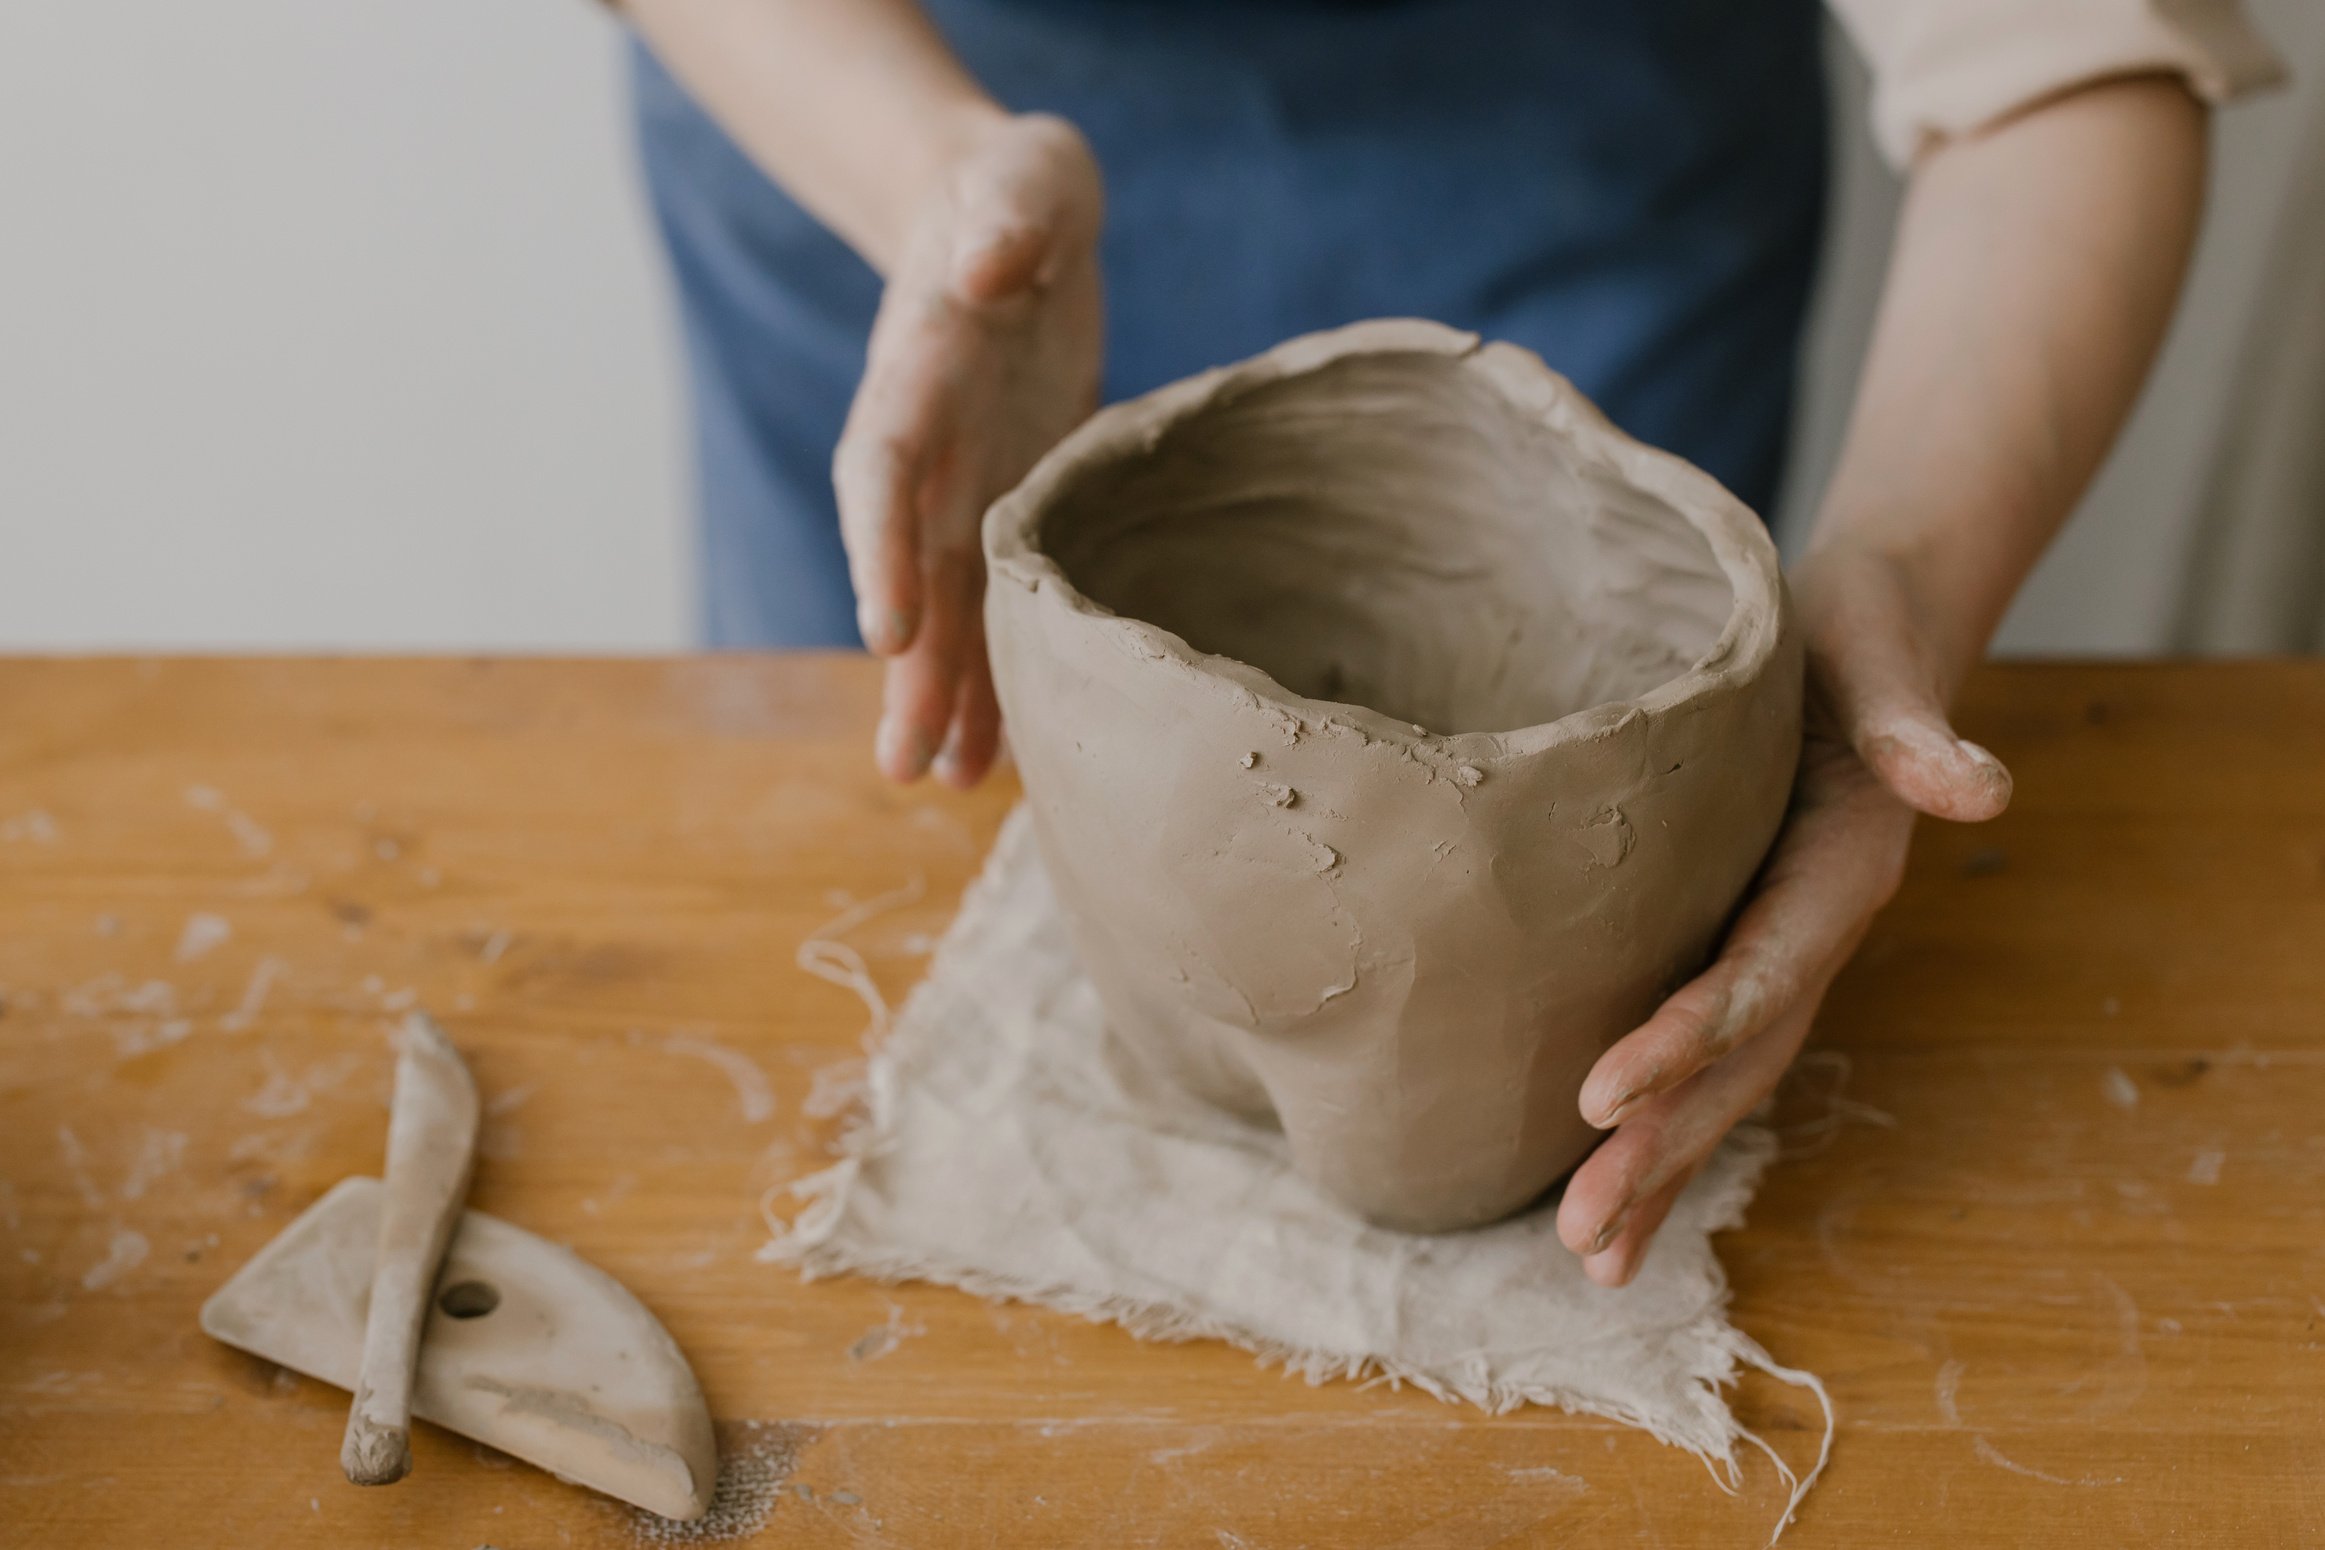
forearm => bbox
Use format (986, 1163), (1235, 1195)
(623, 0), (1004, 273)
(1805, 76), (2208, 694)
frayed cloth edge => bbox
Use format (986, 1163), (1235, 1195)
(765, 1102), (1788, 1472)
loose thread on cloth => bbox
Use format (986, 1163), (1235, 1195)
(763, 810), (1835, 1542)
(758, 876), (925, 1243)
(1728, 1333), (1837, 1546)
(795, 876), (926, 1045)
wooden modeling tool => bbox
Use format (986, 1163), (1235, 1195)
(201, 1012), (718, 1520)
(341, 1011), (479, 1484)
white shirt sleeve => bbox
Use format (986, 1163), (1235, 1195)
(1825, 0), (2289, 167)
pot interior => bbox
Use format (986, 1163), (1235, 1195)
(1036, 350), (1740, 735)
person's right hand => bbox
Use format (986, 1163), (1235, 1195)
(833, 112), (1104, 789)
(1556, 536), (2012, 1285)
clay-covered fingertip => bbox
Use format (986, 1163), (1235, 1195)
(1866, 725), (2013, 821)
(1954, 739), (2014, 815)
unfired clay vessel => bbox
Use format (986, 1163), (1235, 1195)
(984, 320), (1801, 1232)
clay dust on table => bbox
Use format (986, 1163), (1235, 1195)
(626, 1421), (818, 1545)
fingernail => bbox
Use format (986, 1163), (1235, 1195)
(1581, 1063), (1647, 1128)
(1955, 739), (2013, 805)
(1586, 1241), (1640, 1288)
(1957, 739), (2009, 782)
(1589, 1090), (1638, 1130)
(877, 720), (936, 780)
(885, 607), (919, 653)
(1586, 1207), (1630, 1256)
(928, 715), (973, 782)
(859, 603), (915, 655)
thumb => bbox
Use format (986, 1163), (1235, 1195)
(1849, 701), (2012, 823)
(1796, 544), (2013, 824)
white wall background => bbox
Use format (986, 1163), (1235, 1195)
(0, 0), (690, 650)
(1, 2), (2316, 655)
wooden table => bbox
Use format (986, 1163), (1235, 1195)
(3, 658), (2321, 1546)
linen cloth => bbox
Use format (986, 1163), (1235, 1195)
(765, 808), (1830, 1526)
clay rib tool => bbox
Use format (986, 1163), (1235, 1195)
(340, 1010), (480, 1485)
(201, 1017), (718, 1519)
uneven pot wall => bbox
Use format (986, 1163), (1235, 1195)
(984, 319), (1800, 1232)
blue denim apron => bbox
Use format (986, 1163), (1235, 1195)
(630, 0), (1827, 647)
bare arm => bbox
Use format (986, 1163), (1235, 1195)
(622, 0), (1005, 272)
(1801, 74), (2207, 729)
(1566, 77), (2208, 1285)
(624, 0), (1105, 785)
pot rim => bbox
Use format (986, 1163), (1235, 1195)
(983, 318), (1789, 759)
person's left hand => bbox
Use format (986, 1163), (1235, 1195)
(1556, 540), (2014, 1286)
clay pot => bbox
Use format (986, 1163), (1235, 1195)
(983, 320), (1800, 1232)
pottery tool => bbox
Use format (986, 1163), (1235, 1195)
(339, 1011), (480, 1485)
(201, 1015), (718, 1520)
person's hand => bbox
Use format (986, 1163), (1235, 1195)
(833, 112), (1104, 789)
(1557, 539), (2015, 1286)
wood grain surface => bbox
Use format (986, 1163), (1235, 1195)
(3, 657), (2322, 1547)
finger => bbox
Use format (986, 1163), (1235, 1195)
(1576, 792), (1904, 1127)
(833, 424), (926, 656)
(1579, 1171), (1691, 1288)
(1854, 713), (2013, 824)
(1807, 611), (2011, 824)
(1560, 995), (1820, 1261)
(834, 267), (972, 656)
(875, 544), (977, 783)
(932, 613), (1003, 790)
